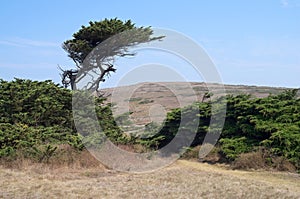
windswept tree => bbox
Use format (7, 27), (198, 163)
(61, 18), (163, 90)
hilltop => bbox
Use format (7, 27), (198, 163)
(101, 82), (292, 128)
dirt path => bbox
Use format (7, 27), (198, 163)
(0, 160), (299, 199)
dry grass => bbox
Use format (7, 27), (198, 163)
(0, 147), (105, 171)
(232, 150), (297, 172)
(0, 159), (299, 199)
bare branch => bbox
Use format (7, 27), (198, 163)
(72, 58), (81, 68)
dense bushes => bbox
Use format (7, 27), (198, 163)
(1, 78), (299, 171)
(222, 90), (300, 169)
(0, 79), (125, 162)
(149, 89), (300, 170)
(0, 79), (73, 127)
(0, 79), (83, 161)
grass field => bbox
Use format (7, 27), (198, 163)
(1, 160), (299, 199)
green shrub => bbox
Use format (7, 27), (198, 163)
(219, 137), (251, 160)
(261, 125), (300, 168)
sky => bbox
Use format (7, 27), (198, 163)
(0, 0), (299, 88)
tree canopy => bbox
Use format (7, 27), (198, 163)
(62, 18), (163, 90)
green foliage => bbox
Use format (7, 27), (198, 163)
(0, 123), (80, 161)
(0, 79), (73, 127)
(0, 79), (79, 161)
(261, 125), (300, 168)
(146, 89), (300, 169)
(1, 78), (299, 170)
(148, 101), (211, 148)
(63, 18), (163, 66)
(95, 98), (130, 144)
(0, 79), (126, 161)
(63, 18), (135, 64)
(218, 90), (300, 165)
(219, 137), (251, 160)
(62, 18), (164, 90)
(137, 122), (164, 149)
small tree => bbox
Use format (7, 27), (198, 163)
(62, 18), (163, 90)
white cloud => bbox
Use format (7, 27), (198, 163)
(280, 0), (300, 7)
(0, 37), (59, 47)
(281, 0), (289, 7)
(0, 40), (26, 47)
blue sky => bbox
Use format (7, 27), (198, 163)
(0, 0), (299, 88)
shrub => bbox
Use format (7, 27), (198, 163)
(219, 137), (252, 161)
(232, 148), (296, 172)
(261, 125), (300, 169)
(232, 150), (267, 170)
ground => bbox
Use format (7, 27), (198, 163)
(1, 160), (299, 199)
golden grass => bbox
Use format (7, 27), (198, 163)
(1, 159), (299, 198)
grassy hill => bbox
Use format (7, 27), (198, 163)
(102, 82), (293, 129)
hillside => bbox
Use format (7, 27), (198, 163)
(101, 82), (293, 131)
